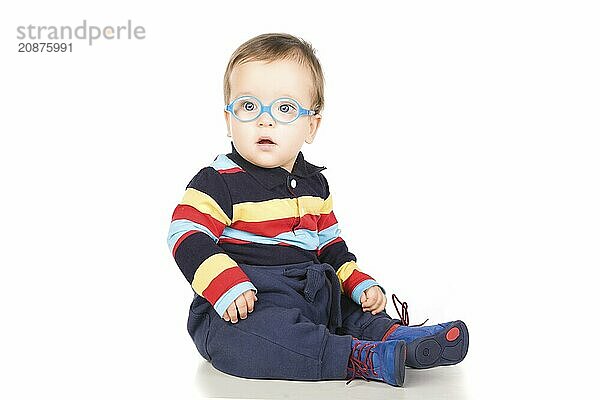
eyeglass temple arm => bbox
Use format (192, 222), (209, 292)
(300, 108), (317, 116)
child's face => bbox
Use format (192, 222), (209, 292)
(224, 59), (322, 173)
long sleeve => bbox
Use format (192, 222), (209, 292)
(316, 175), (385, 305)
(167, 166), (257, 317)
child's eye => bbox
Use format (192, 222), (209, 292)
(243, 101), (256, 111)
(278, 103), (297, 114)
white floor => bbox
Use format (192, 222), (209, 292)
(193, 358), (473, 400)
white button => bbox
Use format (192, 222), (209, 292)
(290, 179), (297, 188)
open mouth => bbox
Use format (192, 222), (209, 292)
(257, 139), (275, 144)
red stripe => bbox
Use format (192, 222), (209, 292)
(342, 269), (374, 296)
(218, 167), (244, 174)
(218, 237), (252, 245)
(172, 230), (199, 256)
(381, 324), (400, 341)
(317, 237), (343, 256)
(231, 213), (318, 237)
(218, 238), (295, 247)
(293, 213), (319, 230)
(172, 204), (226, 238)
(202, 266), (251, 305)
(317, 211), (338, 231)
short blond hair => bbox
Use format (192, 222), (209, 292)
(223, 33), (325, 115)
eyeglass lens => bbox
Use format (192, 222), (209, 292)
(232, 97), (299, 123)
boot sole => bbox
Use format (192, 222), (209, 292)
(393, 340), (407, 386)
(406, 320), (469, 369)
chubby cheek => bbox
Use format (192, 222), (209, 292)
(231, 126), (257, 147)
(285, 123), (312, 144)
(230, 120), (252, 136)
(279, 136), (306, 157)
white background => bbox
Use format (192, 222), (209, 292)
(1, 1), (598, 399)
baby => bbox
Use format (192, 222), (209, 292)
(167, 32), (469, 387)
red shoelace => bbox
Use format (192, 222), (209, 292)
(346, 339), (379, 385)
(345, 295), (430, 385)
(391, 293), (429, 327)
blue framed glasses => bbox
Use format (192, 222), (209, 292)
(225, 95), (317, 124)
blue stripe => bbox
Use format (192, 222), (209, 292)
(317, 223), (341, 250)
(167, 219), (218, 252)
(221, 226), (320, 250)
(210, 154), (241, 172)
(213, 281), (258, 317)
(351, 279), (380, 305)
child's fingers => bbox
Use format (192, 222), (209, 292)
(371, 301), (384, 314)
(366, 296), (383, 313)
(363, 292), (381, 307)
(362, 297), (375, 308)
(378, 296), (387, 311)
(225, 302), (238, 323)
(243, 291), (256, 313)
(235, 296), (249, 319)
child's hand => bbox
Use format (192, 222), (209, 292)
(360, 286), (386, 315)
(222, 290), (257, 323)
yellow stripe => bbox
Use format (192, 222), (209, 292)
(336, 260), (359, 294)
(321, 194), (333, 214)
(191, 253), (238, 294)
(180, 188), (232, 225)
(233, 195), (324, 222)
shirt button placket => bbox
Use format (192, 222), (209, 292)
(287, 175), (300, 233)
(287, 175), (297, 195)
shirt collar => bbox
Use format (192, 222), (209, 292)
(226, 141), (326, 190)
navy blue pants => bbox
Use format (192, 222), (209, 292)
(187, 260), (404, 381)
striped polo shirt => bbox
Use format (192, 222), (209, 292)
(167, 142), (384, 317)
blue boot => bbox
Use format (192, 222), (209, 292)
(382, 295), (469, 369)
(345, 337), (407, 387)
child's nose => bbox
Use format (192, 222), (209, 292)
(257, 110), (276, 126)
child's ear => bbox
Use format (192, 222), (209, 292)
(224, 110), (232, 137)
(305, 114), (322, 144)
